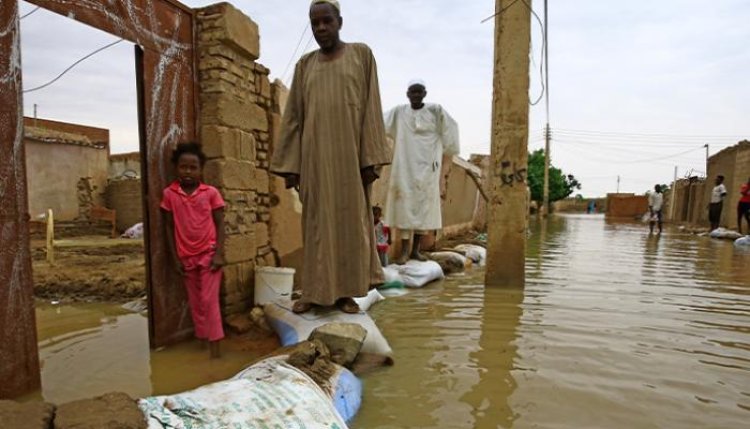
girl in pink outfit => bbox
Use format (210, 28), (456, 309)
(161, 143), (226, 358)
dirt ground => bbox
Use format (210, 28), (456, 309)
(31, 236), (146, 303)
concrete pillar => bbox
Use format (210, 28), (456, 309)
(485, 0), (532, 288)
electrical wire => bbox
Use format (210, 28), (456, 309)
(522, 0), (546, 106)
(481, 0), (522, 24)
(20, 6), (41, 20)
(555, 128), (747, 140)
(23, 39), (125, 93)
(280, 24), (310, 83)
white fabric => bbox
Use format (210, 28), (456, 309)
(454, 244), (487, 267)
(383, 103), (460, 230)
(710, 227), (743, 240)
(735, 236), (750, 247)
(711, 184), (727, 203)
(408, 79), (426, 88)
(648, 192), (664, 211)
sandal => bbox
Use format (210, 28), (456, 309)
(292, 301), (313, 314)
(336, 298), (361, 314)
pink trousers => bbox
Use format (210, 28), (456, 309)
(181, 251), (224, 341)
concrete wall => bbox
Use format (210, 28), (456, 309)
(24, 119), (110, 221)
(196, 3), (279, 316)
(606, 193), (649, 219)
(554, 197), (607, 213)
(668, 141), (750, 229)
(705, 141), (750, 228)
(109, 152), (141, 179)
(106, 179), (143, 232)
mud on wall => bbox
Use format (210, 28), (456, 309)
(606, 193), (649, 219)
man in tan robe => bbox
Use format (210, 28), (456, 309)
(270, 0), (391, 314)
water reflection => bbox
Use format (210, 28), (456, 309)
(31, 303), (276, 404)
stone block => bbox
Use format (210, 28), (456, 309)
(54, 392), (146, 429)
(254, 169), (270, 194)
(225, 233), (256, 264)
(260, 75), (271, 100)
(238, 131), (257, 161)
(201, 95), (268, 133)
(197, 3), (259, 60)
(225, 313), (253, 334)
(204, 159), (255, 190)
(201, 125), (241, 159)
(255, 222), (269, 246)
(222, 261), (254, 296)
(0, 400), (55, 429)
(308, 323), (368, 367)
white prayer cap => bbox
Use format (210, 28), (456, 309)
(408, 79), (427, 89)
(311, 0), (340, 12)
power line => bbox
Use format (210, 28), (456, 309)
(481, 0), (522, 24)
(23, 39), (125, 93)
(523, 0), (546, 106)
(555, 128), (747, 140)
(285, 33), (315, 87)
(20, 6), (41, 20)
(280, 24), (310, 83)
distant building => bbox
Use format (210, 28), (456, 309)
(23, 117), (109, 221)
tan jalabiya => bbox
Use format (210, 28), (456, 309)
(270, 43), (391, 306)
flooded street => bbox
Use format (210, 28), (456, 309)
(357, 214), (750, 428)
(27, 214), (750, 428)
(29, 303), (277, 404)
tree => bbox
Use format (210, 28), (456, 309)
(527, 149), (581, 205)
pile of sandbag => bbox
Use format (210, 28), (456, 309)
(734, 236), (750, 248)
(385, 260), (444, 288)
(264, 300), (394, 367)
(710, 228), (744, 240)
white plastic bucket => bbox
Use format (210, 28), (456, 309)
(254, 267), (295, 306)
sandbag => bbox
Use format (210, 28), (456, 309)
(381, 266), (405, 289)
(454, 244), (487, 266)
(120, 222), (144, 239)
(710, 227), (743, 240)
(139, 358), (348, 429)
(387, 260), (444, 288)
(428, 251), (467, 274)
(264, 300), (394, 363)
(354, 289), (385, 311)
(734, 236), (750, 248)
(234, 356), (362, 424)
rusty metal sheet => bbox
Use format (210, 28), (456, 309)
(0, 1), (197, 395)
(0, 3), (42, 399)
(24, 1), (198, 348)
(140, 44), (197, 346)
(26, 0), (193, 53)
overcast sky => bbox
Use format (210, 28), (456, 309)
(18, 0), (750, 197)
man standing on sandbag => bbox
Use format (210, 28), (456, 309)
(383, 80), (460, 264)
(270, 0), (391, 314)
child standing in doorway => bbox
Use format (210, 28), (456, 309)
(161, 142), (226, 358)
(373, 206), (391, 267)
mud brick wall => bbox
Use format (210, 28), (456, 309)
(196, 3), (279, 316)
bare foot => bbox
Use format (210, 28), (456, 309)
(292, 300), (313, 314)
(395, 253), (410, 265)
(336, 298), (361, 314)
(209, 341), (221, 359)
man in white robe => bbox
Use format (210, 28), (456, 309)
(383, 80), (460, 264)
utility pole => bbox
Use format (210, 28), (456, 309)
(33, 103), (37, 127)
(541, 0), (551, 217)
(704, 144), (709, 167)
(485, 0), (532, 288)
(669, 166), (678, 222)
(617, 175), (621, 194)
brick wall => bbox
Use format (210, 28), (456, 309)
(196, 3), (278, 316)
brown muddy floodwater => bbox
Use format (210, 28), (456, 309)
(29, 214), (750, 428)
(356, 215), (750, 428)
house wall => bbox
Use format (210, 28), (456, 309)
(606, 193), (649, 219)
(25, 140), (108, 221)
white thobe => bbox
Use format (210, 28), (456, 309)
(383, 103), (460, 230)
